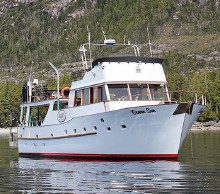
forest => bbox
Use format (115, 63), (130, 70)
(0, 0), (219, 127)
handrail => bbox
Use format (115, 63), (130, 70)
(80, 42), (141, 69)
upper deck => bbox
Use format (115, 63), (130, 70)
(71, 56), (167, 90)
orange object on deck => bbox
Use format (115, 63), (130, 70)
(61, 87), (70, 98)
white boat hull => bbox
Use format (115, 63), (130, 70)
(18, 103), (206, 160)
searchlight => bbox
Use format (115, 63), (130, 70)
(104, 39), (116, 45)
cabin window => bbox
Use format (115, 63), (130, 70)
(149, 84), (168, 101)
(98, 86), (107, 102)
(53, 101), (68, 110)
(28, 105), (49, 127)
(84, 88), (89, 105)
(93, 87), (98, 103)
(81, 89), (85, 105)
(108, 84), (129, 101)
(129, 84), (149, 100)
(21, 107), (27, 125)
(73, 85), (107, 106)
(74, 90), (81, 106)
(90, 87), (94, 104)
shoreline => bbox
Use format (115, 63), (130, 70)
(191, 125), (220, 131)
(0, 127), (18, 135)
(191, 121), (220, 131)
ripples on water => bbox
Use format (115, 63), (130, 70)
(0, 131), (220, 193)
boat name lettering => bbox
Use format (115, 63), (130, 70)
(131, 108), (156, 115)
(57, 110), (66, 122)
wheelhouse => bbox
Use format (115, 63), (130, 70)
(70, 83), (170, 107)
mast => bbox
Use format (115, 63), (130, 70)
(101, 27), (107, 40)
(147, 27), (153, 57)
(49, 62), (60, 110)
(87, 26), (92, 69)
(28, 66), (33, 102)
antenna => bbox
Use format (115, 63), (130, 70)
(101, 27), (107, 40)
(28, 66), (33, 102)
(87, 26), (92, 68)
(147, 27), (153, 57)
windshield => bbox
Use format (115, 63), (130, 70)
(107, 84), (168, 101)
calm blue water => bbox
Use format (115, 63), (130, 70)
(0, 131), (220, 193)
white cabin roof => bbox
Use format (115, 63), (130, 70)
(71, 56), (167, 89)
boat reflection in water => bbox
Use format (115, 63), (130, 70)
(18, 157), (183, 193)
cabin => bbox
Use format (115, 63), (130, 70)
(20, 56), (172, 128)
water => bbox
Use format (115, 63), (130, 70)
(0, 131), (220, 193)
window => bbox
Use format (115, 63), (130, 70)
(81, 89), (84, 105)
(149, 84), (168, 101)
(129, 84), (149, 100)
(28, 105), (49, 127)
(73, 85), (107, 106)
(21, 107), (27, 125)
(74, 90), (81, 106)
(53, 101), (68, 110)
(93, 87), (99, 103)
(108, 84), (129, 101)
(90, 87), (94, 104)
(84, 88), (89, 105)
(98, 86), (107, 102)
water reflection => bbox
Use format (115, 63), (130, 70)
(0, 131), (220, 193)
(17, 158), (183, 193)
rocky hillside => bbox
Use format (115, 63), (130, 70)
(0, 0), (219, 82)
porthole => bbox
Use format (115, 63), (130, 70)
(20, 134), (22, 138)
(43, 143), (46, 147)
(51, 133), (54, 137)
(107, 127), (111, 131)
(83, 127), (86, 132)
(64, 130), (68, 135)
(121, 125), (126, 128)
(93, 126), (97, 130)
(101, 118), (104, 122)
(36, 135), (39, 138)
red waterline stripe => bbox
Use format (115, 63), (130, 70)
(19, 153), (178, 160)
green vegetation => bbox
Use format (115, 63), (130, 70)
(0, 0), (219, 127)
(163, 52), (220, 121)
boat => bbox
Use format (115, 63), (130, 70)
(18, 36), (206, 160)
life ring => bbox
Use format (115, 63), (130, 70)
(61, 87), (70, 98)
